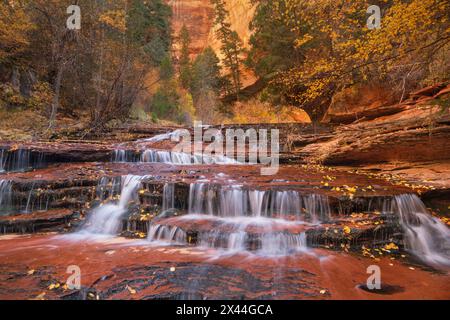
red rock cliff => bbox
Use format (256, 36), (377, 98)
(168, 0), (256, 85)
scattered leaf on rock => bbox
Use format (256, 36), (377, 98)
(126, 285), (136, 295)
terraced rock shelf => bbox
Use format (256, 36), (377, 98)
(0, 125), (449, 300)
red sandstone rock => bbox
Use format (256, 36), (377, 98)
(0, 235), (448, 300)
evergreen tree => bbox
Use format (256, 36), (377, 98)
(179, 25), (192, 89)
(189, 47), (224, 121)
(190, 47), (222, 98)
(248, 0), (449, 122)
(210, 0), (243, 99)
(159, 55), (175, 81)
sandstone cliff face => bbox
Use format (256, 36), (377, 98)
(168, 0), (254, 55)
(206, 0), (255, 52)
(322, 84), (397, 124)
(168, 0), (215, 59)
(297, 84), (450, 166)
(208, 0), (256, 87)
(322, 83), (449, 124)
(168, 0), (256, 85)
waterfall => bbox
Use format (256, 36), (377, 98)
(113, 148), (240, 165)
(199, 229), (247, 253)
(24, 182), (35, 213)
(80, 175), (143, 236)
(393, 194), (450, 268)
(3, 149), (31, 172)
(187, 183), (330, 221)
(188, 183), (209, 215)
(0, 179), (52, 215)
(248, 190), (266, 217)
(141, 150), (177, 164)
(141, 129), (187, 143)
(95, 176), (122, 201)
(0, 149), (5, 173)
(258, 232), (307, 256)
(162, 183), (175, 212)
(304, 194), (332, 223)
(7, 149), (30, 172)
(113, 128), (240, 165)
(0, 180), (12, 215)
(271, 191), (301, 218)
(188, 184), (249, 217)
(198, 227), (307, 256)
(218, 186), (249, 217)
(148, 182), (324, 256)
(112, 150), (140, 163)
(0, 149), (45, 172)
(147, 224), (187, 244)
(170, 151), (200, 164)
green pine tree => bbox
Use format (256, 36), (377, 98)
(210, 0), (243, 100)
(179, 25), (192, 89)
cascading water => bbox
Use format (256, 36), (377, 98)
(393, 194), (450, 267)
(259, 232), (307, 256)
(113, 148), (240, 165)
(195, 218), (309, 256)
(113, 128), (242, 165)
(0, 149), (5, 173)
(0, 180), (12, 215)
(0, 149), (46, 172)
(141, 129), (187, 143)
(147, 224), (187, 244)
(80, 175), (143, 236)
(162, 183), (175, 212)
(141, 150), (174, 164)
(149, 182), (328, 256)
(0, 179), (54, 216)
(112, 150), (140, 163)
(188, 183), (330, 221)
(147, 183), (185, 244)
(248, 190), (266, 217)
(95, 176), (123, 201)
(3, 149), (30, 172)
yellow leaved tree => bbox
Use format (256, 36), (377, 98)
(249, 0), (449, 121)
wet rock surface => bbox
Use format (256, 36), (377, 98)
(1, 115), (449, 300)
(0, 235), (448, 300)
(0, 209), (77, 234)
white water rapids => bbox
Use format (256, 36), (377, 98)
(79, 175), (143, 236)
(56, 172), (450, 266)
(393, 194), (450, 267)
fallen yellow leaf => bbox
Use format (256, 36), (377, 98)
(343, 226), (351, 234)
(126, 285), (136, 295)
(35, 292), (46, 300)
(385, 243), (399, 250)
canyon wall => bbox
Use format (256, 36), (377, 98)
(206, 0), (255, 56)
(168, 0), (256, 86)
(169, 0), (215, 59)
